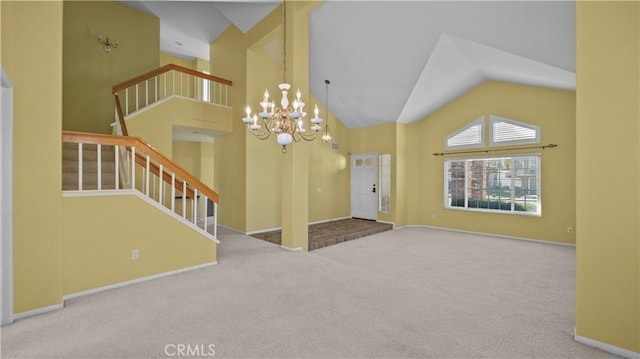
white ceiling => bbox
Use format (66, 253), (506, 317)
(121, 0), (575, 134)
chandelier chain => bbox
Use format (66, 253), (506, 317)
(282, 0), (287, 84)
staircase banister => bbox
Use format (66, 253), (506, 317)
(62, 131), (219, 203)
(112, 64), (232, 94)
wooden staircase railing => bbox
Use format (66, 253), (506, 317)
(112, 63), (233, 137)
(62, 131), (219, 240)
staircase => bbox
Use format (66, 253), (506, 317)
(62, 142), (117, 191)
(61, 131), (220, 242)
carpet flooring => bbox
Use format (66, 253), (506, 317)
(251, 218), (394, 250)
(0, 227), (617, 358)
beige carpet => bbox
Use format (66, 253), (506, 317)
(0, 227), (616, 358)
(251, 218), (394, 250)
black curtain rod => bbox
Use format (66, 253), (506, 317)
(432, 144), (558, 157)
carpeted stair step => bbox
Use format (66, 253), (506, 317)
(62, 142), (119, 190)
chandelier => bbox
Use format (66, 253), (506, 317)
(241, 0), (332, 153)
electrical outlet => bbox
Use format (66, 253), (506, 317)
(431, 214), (437, 219)
(131, 249), (139, 260)
(316, 187), (322, 193)
(567, 227), (573, 234)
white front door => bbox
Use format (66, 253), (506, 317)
(351, 154), (377, 220)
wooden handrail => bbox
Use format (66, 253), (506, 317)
(62, 131), (219, 203)
(113, 93), (128, 137)
(112, 63), (232, 94)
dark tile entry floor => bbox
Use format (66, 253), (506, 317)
(251, 218), (394, 250)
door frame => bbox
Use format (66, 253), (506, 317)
(1, 68), (14, 326)
(350, 153), (378, 220)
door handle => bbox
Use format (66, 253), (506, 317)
(372, 184), (376, 193)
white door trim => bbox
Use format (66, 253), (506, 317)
(351, 153), (378, 220)
(1, 68), (14, 326)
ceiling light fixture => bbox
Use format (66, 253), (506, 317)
(241, 0), (331, 153)
(98, 35), (118, 54)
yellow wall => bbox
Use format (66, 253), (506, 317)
(127, 96), (232, 156)
(308, 94), (350, 223)
(63, 1), (159, 134)
(62, 195), (216, 295)
(395, 123), (409, 227)
(406, 81), (576, 244)
(211, 26), (248, 231)
(173, 141), (202, 178)
(575, 1), (640, 353)
(200, 142), (214, 189)
(1, 1), (64, 313)
(210, 5), (284, 232)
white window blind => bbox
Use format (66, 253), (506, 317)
(490, 115), (540, 147)
(445, 116), (484, 150)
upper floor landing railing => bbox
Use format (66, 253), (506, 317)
(112, 64), (233, 136)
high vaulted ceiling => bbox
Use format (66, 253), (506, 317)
(121, 1), (575, 130)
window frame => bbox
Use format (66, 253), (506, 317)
(443, 154), (542, 217)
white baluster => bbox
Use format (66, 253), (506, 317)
(115, 145), (119, 190)
(213, 202), (218, 238)
(97, 144), (102, 191)
(155, 76), (158, 103)
(171, 173), (175, 212)
(182, 181), (187, 218)
(78, 143), (83, 191)
(187, 75), (190, 98)
(136, 84), (139, 112)
(125, 89), (129, 115)
(214, 82), (216, 103)
(159, 164), (163, 205)
(203, 196), (208, 230)
(180, 72), (183, 96)
(145, 79), (149, 107)
(225, 84), (228, 106)
(145, 155), (150, 196)
(163, 73), (167, 98)
(172, 71), (175, 95)
(193, 188), (198, 225)
(131, 147), (136, 190)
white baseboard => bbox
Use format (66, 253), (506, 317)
(399, 224), (575, 247)
(574, 328), (640, 359)
(216, 224), (243, 233)
(246, 226), (281, 235)
(280, 245), (303, 252)
(63, 261), (217, 301)
(13, 303), (64, 321)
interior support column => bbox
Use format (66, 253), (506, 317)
(279, 1), (318, 252)
(280, 141), (309, 251)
